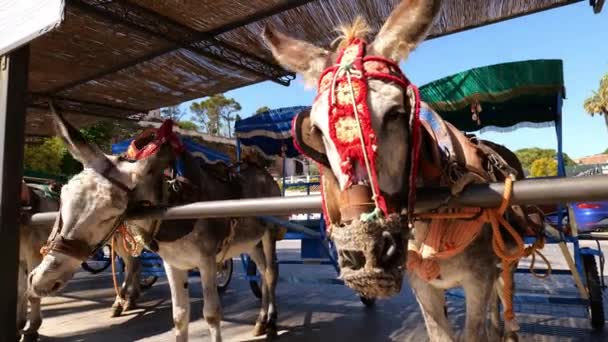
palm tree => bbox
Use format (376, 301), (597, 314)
(584, 73), (608, 132)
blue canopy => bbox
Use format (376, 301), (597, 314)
(111, 136), (231, 165)
(234, 106), (311, 159)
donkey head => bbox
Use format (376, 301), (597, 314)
(29, 113), (173, 297)
(264, 0), (441, 297)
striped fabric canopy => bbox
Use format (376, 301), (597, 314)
(111, 136), (231, 165)
(235, 106), (311, 159)
(419, 59), (565, 133)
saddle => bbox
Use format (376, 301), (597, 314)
(419, 104), (544, 238)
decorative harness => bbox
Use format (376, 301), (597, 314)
(41, 120), (184, 261)
(297, 38), (548, 324)
(314, 38), (422, 223)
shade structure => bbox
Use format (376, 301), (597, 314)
(235, 106), (311, 159)
(419, 59), (565, 133)
(24, 0), (594, 137)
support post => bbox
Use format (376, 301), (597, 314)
(235, 138), (241, 172)
(555, 93), (567, 239)
(0, 45), (30, 342)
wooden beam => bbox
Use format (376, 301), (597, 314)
(0, 45), (30, 342)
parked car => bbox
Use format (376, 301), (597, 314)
(544, 167), (608, 234)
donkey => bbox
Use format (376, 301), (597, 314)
(28, 114), (281, 342)
(17, 181), (146, 339)
(17, 181), (59, 342)
(263, 0), (539, 340)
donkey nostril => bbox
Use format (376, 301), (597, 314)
(51, 281), (62, 292)
(339, 250), (365, 270)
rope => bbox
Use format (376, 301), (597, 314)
(408, 176), (550, 323)
(343, 64), (381, 213)
(110, 224), (140, 307)
(110, 235), (124, 307)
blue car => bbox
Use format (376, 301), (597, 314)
(544, 167), (608, 234)
(570, 201), (608, 233)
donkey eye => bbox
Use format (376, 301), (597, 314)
(385, 109), (405, 121)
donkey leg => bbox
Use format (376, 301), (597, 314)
(462, 272), (495, 342)
(123, 256), (142, 311)
(495, 267), (519, 342)
(249, 243), (270, 337)
(23, 253), (43, 342)
(165, 262), (190, 342)
(262, 230), (279, 338)
(488, 280), (502, 342)
(200, 256), (223, 342)
(409, 275), (455, 342)
(111, 243), (127, 317)
(16, 261), (28, 338)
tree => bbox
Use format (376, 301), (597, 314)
(584, 73), (608, 132)
(514, 148), (575, 174)
(24, 121), (136, 176)
(255, 106), (271, 115)
(190, 94), (241, 137)
(23, 137), (65, 174)
(176, 120), (198, 131)
(161, 105), (186, 122)
(530, 157), (558, 177)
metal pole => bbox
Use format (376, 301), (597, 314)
(0, 45), (29, 342)
(29, 174), (608, 226)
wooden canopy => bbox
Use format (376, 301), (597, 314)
(25, 0), (596, 136)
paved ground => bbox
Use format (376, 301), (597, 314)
(37, 240), (608, 341)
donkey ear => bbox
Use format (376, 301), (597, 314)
(292, 110), (329, 167)
(262, 25), (331, 86)
(50, 103), (108, 169)
(131, 144), (174, 182)
(370, 0), (442, 61)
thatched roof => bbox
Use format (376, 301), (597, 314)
(26, 0), (594, 136)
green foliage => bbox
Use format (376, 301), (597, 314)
(530, 157), (558, 177)
(255, 106), (271, 115)
(80, 121), (115, 152)
(584, 73), (608, 117)
(24, 121), (134, 176)
(23, 137), (66, 174)
(176, 120), (198, 131)
(190, 94), (241, 137)
(514, 148), (575, 173)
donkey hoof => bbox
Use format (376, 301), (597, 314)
(265, 322), (278, 339)
(22, 332), (39, 342)
(123, 300), (137, 312)
(503, 332), (519, 342)
(252, 321), (267, 337)
(111, 304), (123, 317)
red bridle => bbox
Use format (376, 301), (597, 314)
(312, 38), (422, 222)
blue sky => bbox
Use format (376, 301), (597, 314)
(181, 2), (607, 159)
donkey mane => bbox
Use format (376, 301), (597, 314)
(332, 16), (372, 50)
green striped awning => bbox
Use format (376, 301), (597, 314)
(419, 59), (565, 132)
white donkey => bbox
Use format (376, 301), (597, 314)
(29, 113), (281, 342)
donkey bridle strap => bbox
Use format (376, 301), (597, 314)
(45, 236), (96, 261)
